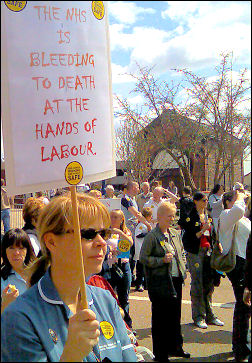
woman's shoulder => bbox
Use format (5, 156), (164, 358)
(87, 285), (118, 310)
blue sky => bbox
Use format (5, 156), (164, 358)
(107, 1), (251, 173)
(1, 1), (251, 174)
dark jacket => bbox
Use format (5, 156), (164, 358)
(182, 206), (211, 254)
(178, 196), (194, 229)
(139, 224), (187, 302)
(244, 233), (251, 291)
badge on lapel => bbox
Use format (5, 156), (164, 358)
(49, 329), (58, 343)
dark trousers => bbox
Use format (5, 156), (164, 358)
(227, 256), (251, 359)
(151, 277), (183, 361)
(135, 260), (145, 288)
(129, 244), (136, 279)
(108, 261), (133, 328)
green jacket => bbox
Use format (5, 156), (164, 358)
(139, 224), (187, 283)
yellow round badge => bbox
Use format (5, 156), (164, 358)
(92, 1), (105, 20)
(4, 1), (27, 12)
(100, 321), (114, 340)
(65, 161), (83, 185)
(118, 240), (131, 253)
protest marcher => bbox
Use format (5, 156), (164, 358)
(177, 186), (194, 231)
(167, 180), (178, 196)
(136, 182), (153, 213)
(143, 187), (165, 225)
(121, 181), (152, 284)
(144, 187), (179, 226)
(134, 207), (153, 292)
(1, 179), (13, 235)
(1, 228), (35, 313)
(106, 209), (134, 329)
(104, 185), (116, 199)
(218, 190), (251, 362)
(182, 191), (224, 329)
(140, 202), (190, 361)
(150, 180), (159, 192)
(207, 184), (224, 231)
(22, 197), (45, 256)
(1, 193), (137, 362)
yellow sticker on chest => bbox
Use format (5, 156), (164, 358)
(100, 321), (114, 339)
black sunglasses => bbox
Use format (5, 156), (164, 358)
(80, 228), (111, 240)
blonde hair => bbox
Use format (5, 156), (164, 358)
(157, 201), (176, 218)
(28, 193), (110, 286)
(110, 209), (129, 235)
(88, 190), (102, 199)
(22, 197), (45, 224)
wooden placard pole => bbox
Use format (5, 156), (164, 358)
(70, 185), (88, 309)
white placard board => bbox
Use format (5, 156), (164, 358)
(100, 198), (121, 212)
(1, 1), (115, 196)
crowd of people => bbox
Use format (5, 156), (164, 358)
(1, 178), (251, 362)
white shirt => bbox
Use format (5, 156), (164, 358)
(219, 201), (251, 259)
(134, 223), (149, 261)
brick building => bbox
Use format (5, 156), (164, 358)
(142, 110), (244, 195)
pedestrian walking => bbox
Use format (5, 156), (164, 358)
(182, 191), (224, 329)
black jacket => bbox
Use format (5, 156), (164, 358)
(178, 196), (194, 229)
(182, 207), (211, 254)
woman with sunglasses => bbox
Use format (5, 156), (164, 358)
(1, 193), (137, 362)
(1, 228), (36, 314)
(106, 209), (134, 330)
(182, 191), (224, 329)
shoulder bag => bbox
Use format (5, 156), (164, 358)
(210, 219), (237, 273)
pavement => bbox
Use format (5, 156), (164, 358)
(128, 273), (251, 362)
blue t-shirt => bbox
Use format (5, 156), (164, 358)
(1, 268), (137, 362)
(121, 195), (138, 228)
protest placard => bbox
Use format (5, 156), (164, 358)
(1, 1), (115, 196)
(100, 198), (121, 212)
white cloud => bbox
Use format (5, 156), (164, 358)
(108, 1), (156, 25)
(111, 63), (134, 84)
(127, 95), (144, 105)
(109, 1), (251, 73)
